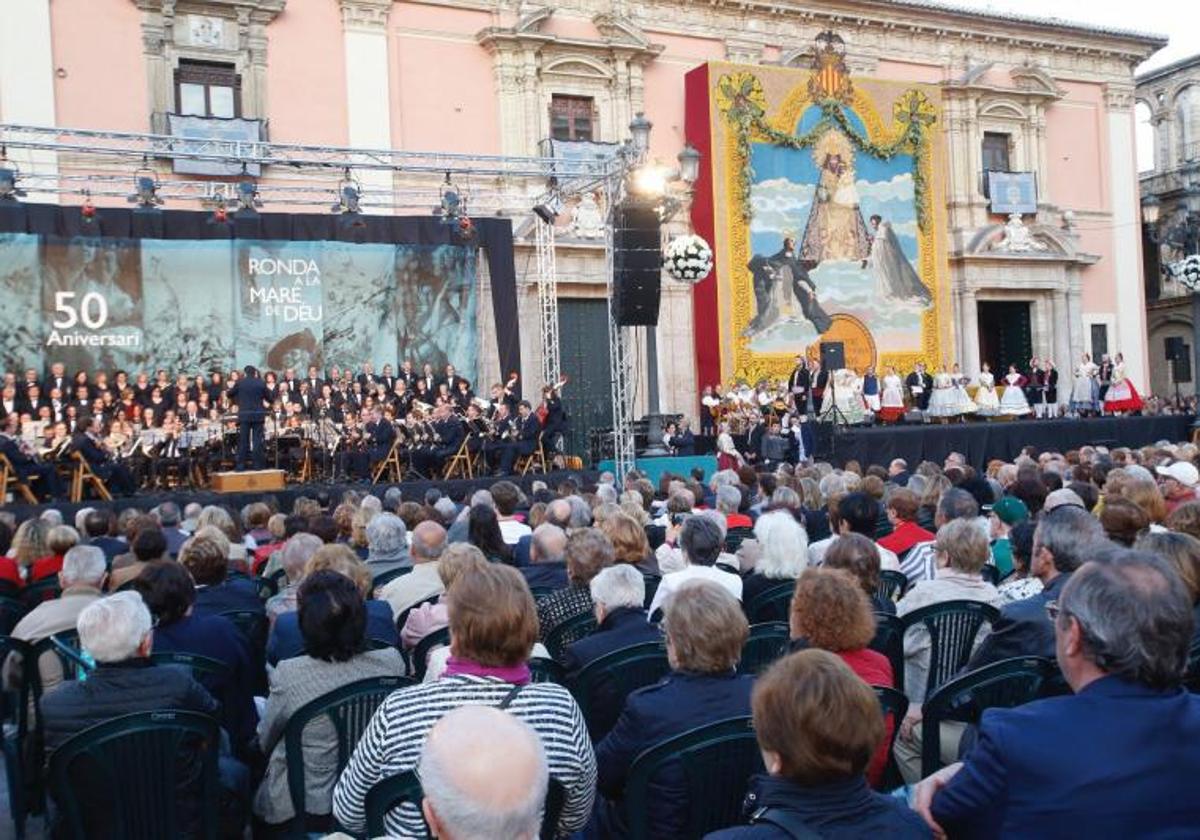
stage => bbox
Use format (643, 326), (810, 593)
(810, 415), (1195, 470)
(596, 455), (718, 486)
(3, 470), (597, 524)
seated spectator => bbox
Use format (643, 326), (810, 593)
(40, 592), (248, 836)
(332, 563), (596, 838)
(1099, 496), (1149, 547)
(708, 649), (929, 839)
(1157, 461), (1200, 514)
(2, 545), (106, 697)
(824, 532), (894, 615)
(809, 493), (901, 571)
(1165, 500), (1200, 540)
(1122, 477), (1167, 531)
(1135, 530), (1200, 646)
(182, 529), (264, 617)
(996, 520), (1041, 603)
(739, 510), (808, 607)
(595, 579), (752, 837)
(155, 501), (190, 557)
(197, 505), (250, 568)
(0, 518), (48, 586)
(894, 519), (1004, 783)
(788, 568), (894, 787)
(378, 520), (448, 617)
(491, 481), (532, 545)
(877, 488), (934, 559)
(364, 512), (410, 579)
(916, 551), (1200, 837)
(401, 544), (488, 652)
(648, 516), (742, 616)
(418, 705), (549, 840)
(717, 484), (754, 530)
(986, 496), (1028, 577)
(133, 560), (259, 757)
(264, 533), (323, 626)
(82, 508), (125, 563)
(519, 524), (569, 591)
(900, 488), (981, 584)
(253, 570), (404, 829)
(561, 564), (659, 678)
(251, 513), (288, 575)
(29, 524), (79, 583)
(599, 512), (658, 575)
(268, 544), (397, 665)
(107, 525), (168, 591)
(537, 529), (614, 642)
(468, 504), (513, 564)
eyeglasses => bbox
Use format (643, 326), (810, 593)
(1044, 600), (1060, 622)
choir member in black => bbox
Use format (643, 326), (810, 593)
(0, 385), (18, 421)
(788, 354), (812, 416)
(667, 417), (696, 456)
(811, 359), (829, 409)
(744, 413), (765, 465)
(379, 364), (397, 394)
(538, 381), (568, 453)
(413, 405), (467, 477)
(420, 363), (437, 395)
(45, 362), (69, 397)
(357, 362), (376, 390)
(496, 401), (541, 476)
(0, 414), (66, 500)
(453, 379), (475, 412)
(399, 360), (418, 389)
(905, 363), (933, 411)
(445, 364), (467, 395)
(150, 416), (193, 489)
(1098, 354), (1114, 402)
(228, 365), (270, 471)
(72, 414), (136, 495)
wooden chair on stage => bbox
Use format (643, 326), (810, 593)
(68, 451), (112, 503)
(516, 437), (548, 476)
(297, 440), (315, 483)
(0, 453), (39, 504)
(442, 439), (474, 480)
(372, 440), (404, 484)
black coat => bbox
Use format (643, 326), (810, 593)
(966, 572), (1069, 670)
(561, 606), (661, 678)
(229, 376), (270, 421)
(192, 578), (265, 618)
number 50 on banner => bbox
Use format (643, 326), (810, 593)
(52, 291), (109, 330)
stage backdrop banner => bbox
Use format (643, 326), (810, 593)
(685, 34), (950, 387)
(0, 206), (520, 383)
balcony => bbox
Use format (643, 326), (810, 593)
(161, 113), (265, 176)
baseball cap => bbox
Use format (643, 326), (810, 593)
(1156, 461), (1200, 488)
(989, 496), (1029, 526)
(1043, 488), (1086, 513)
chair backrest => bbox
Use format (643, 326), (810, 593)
(284, 675), (412, 826)
(544, 610), (598, 662)
(569, 641), (670, 742)
(529, 656), (565, 685)
(623, 716), (762, 840)
(980, 565), (1000, 586)
(0, 594), (25, 634)
(394, 593), (441, 637)
(217, 609), (268, 650)
(877, 570), (909, 603)
(738, 623), (790, 676)
(21, 578), (62, 609)
(46, 710), (221, 840)
(901, 600), (1000, 698)
(745, 580), (795, 624)
(254, 574), (279, 600)
(920, 656), (1051, 778)
(868, 613), (906, 693)
(723, 526), (755, 555)
(412, 626), (451, 681)
(365, 769), (566, 840)
(872, 685), (909, 790)
(1186, 638), (1200, 693)
(149, 652), (231, 684)
(642, 574), (662, 611)
(371, 566), (412, 596)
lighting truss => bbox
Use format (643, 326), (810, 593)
(534, 216), (561, 387)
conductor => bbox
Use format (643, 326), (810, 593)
(228, 365), (270, 471)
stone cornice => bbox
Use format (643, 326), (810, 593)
(339, 0), (392, 31)
(131, 0), (287, 20)
(477, 11), (664, 64)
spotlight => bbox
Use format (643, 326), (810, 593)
(235, 179), (263, 216)
(127, 161), (163, 208)
(0, 166), (27, 202)
(332, 168), (362, 214)
(533, 194), (563, 225)
(437, 171), (464, 221)
(630, 165), (669, 198)
(211, 197), (229, 224)
(80, 191), (96, 223)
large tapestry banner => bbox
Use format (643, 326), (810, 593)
(687, 35), (949, 386)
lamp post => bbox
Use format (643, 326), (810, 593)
(1144, 184), (1200, 402)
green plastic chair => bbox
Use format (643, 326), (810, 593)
(412, 627), (450, 681)
(1186, 638), (1200, 693)
(723, 526), (756, 555)
(543, 610), (598, 662)
(529, 656), (565, 684)
(901, 600), (1001, 700)
(872, 685), (909, 791)
(149, 651), (230, 683)
(568, 641), (670, 742)
(255, 574), (280, 600)
(218, 609), (269, 692)
(868, 612), (906, 693)
(877, 570), (910, 603)
(622, 716), (762, 840)
(980, 565), (1000, 586)
(46, 710), (221, 840)
(283, 675), (412, 837)
(20, 578), (61, 609)
(364, 769), (565, 840)
(371, 566), (412, 596)
(745, 580), (795, 624)
(0, 595), (25, 635)
(920, 656), (1051, 779)
(642, 574), (662, 611)
(737, 622), (790, 676)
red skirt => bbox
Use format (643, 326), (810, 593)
(717, 452), (740, 472)
(1104, 380), (1143, 413)
(877, 406), (906, 423)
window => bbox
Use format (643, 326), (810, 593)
(175, 60), (240, 118)
(981, 132), (1011, 173)
(550, 95), (595, 142)
(1090, 324), (1109, 360)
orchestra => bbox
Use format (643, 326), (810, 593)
(0, 360), (570, 499)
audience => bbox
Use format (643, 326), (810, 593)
(996, 520), (1040, 603)
(739, 510), (808, 606)
(400, 543), (488, 652)
(378, 521), (448, 617)
(986, 496), (1029, 577)
(648, 516), (742, 616)
(264, 533), (323, 625)
(537, 528), (614, 641)
(364, 512), (410, 578)
(181, 530), (264, 616)
(823, 532), (893, 615)
(561, 563), (659, 678)
(1135, 530), (1200, 645)
(899, 488), (980, 583)
(877, 488), (934, 559)
(467, 504), (513, 564)
(519, 523), (569, 591)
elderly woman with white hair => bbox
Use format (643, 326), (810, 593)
(365, 512), (410, 579)
(561, 564), (660, 678)
(740, 510), (809, 606)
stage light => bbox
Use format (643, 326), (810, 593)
(677, 144), (702, 186)
(630, 164), (669, 198)
(211, 197), (229, 224)
(332, 168), (362, 214)
(235, 179), (263, 216)
(533, 194), (563, 225)
(127, 162), (163, 208)
(629, 112), (652, 157)
(0, 166), (25, 202)
(438, 171), (463, 220)
(80, 191), (96, 223)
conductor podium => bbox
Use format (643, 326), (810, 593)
(210, 469), (286, 494)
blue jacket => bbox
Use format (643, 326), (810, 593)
(932, 675), (1200, 838)
(966, 572), (1069, 669)
(520, 562), (569, 592)
(192, 578), (265, 618)
(597, 670), (755, 838)
(561, 606), (661, 679)
(267, 599), (397, 665)
(706, 774), (929, 839)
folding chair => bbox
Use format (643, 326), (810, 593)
(68, 452), (111, 503)
(441, 438), (474, 480)
(371, 440), (404, 484)
(0, 453), (39, 504)
(516, 436), (547, 476)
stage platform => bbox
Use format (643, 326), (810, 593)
(811, 415), (1195, 470)
(596, 455), (718, 486)
(2, 469), (597, 523)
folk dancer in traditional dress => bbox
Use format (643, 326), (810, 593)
(819, 368), (867, 424)
(974, 362), (1001, 416)
(1033, 359), (1059, 419)
(1069, 353), (1101, 416)
(861, 366), (881, 413)
(1000, 365), (1033, 416)
(926, 367), (961, 420)
(950, 364), (977, 416)
(716, 420), (744, 472)
(879, 366), (907, 423)
(1103, 353), (1144, 415)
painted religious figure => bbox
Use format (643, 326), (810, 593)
(868, 214), (931, 305)
(800, 130), (872, 264)
(744, 235), (834, 337)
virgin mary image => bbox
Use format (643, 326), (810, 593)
(800, 130), (872, 265)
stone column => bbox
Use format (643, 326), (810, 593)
(1066, 280), (1085, 367)
(0, 0), (58, 203)
(1051, 290), (1071, 373)
(340, 0), (394, 207)
(959, 286), (980, 377)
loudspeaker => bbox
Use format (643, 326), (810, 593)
(1175, 355), (1192, 384)
(1165, 336), (1185, 362)
(613, 205), (663, 326)
(820, 341), (846, 370)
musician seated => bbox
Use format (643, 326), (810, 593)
(539, 382), (569, 454)
(496, 401), (542, 476)
(340, 407), (396, 480)
(72, 414), (137, 495)
(667, 418), (696, 456)
(412, 405), (466, 477)
(0, 414), (66, 500)
(464, 403), (489, 454)
(150, 416), (193, 489)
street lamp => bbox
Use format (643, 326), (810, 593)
(1144, 185), (1200, 407)
(677, 144), (702, 186)
(1142, 193), (1161, 226)
(628, 113), (652, 157)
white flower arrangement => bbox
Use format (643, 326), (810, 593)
(664, 234), (714, 284)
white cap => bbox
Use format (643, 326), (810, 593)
(1157, 461), (1200, 489)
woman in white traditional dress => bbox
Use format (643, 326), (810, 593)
(879, 366), (906, 423)
(926, 367), (960, 418)
(1070, 353), (1101, 416)
(975, 362), (1000, 416)
(949, 364), (977, 416)
(716, 420), (744, 472)
(820, 368), (867, 424)
(1103, 353), (1143, 415)
(1000, 364), (1032, 416)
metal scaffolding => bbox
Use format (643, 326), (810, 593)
(534, 218), (562, 387)
(603, 178), (637, 480)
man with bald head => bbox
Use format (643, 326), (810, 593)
(520, 524), (569, 591)
(420, 705), (548, 840)
(379, 521), (448, 618)
(514, 498), (573, 567)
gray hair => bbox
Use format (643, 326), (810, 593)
(365, 512), (407, 558)
(74, 507), (95, 534)
(595, 484), (618, 505)
(566, 495), (592, 530)
(818, 473), (848, 500)
(40, 509), (63, 527)
(419, 705), (547, 840)
(281, 533), (323, 579)
(78, 591), (152, 664)
(711, 469), (739, 490)
(383, 486), (404, 512)
(157, 501), (181, 527)
(61, 545), (106, 586)
(470, 489), (495, 510)
(433, 497), (458, 524)
(411, 521), (448, 562)
(531, 524), (567, 565)
(715, 485), (741, 514)
(698, 508), (728, 539)
(753, 511), (808, 579)
(937, 488), (979, 522)
(770, 486), (800, 510)
(589, 563), (646, 611)
(1035, 506), (1105, 574)
(360, 495), (383, 515)
(1059, 550), (1194, 690)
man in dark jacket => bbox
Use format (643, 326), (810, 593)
(228, 366), (270, 471)
(180, 532), (265, 618)
(561, 564), (660, 679)
(519, 524), (570, 592)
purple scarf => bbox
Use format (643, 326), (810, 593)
(443, 655), (531, 685)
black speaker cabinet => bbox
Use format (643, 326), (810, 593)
(613, 205), (663, 326)
(1165, 336), (1185, 362)
(820, 341), (846, 370)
